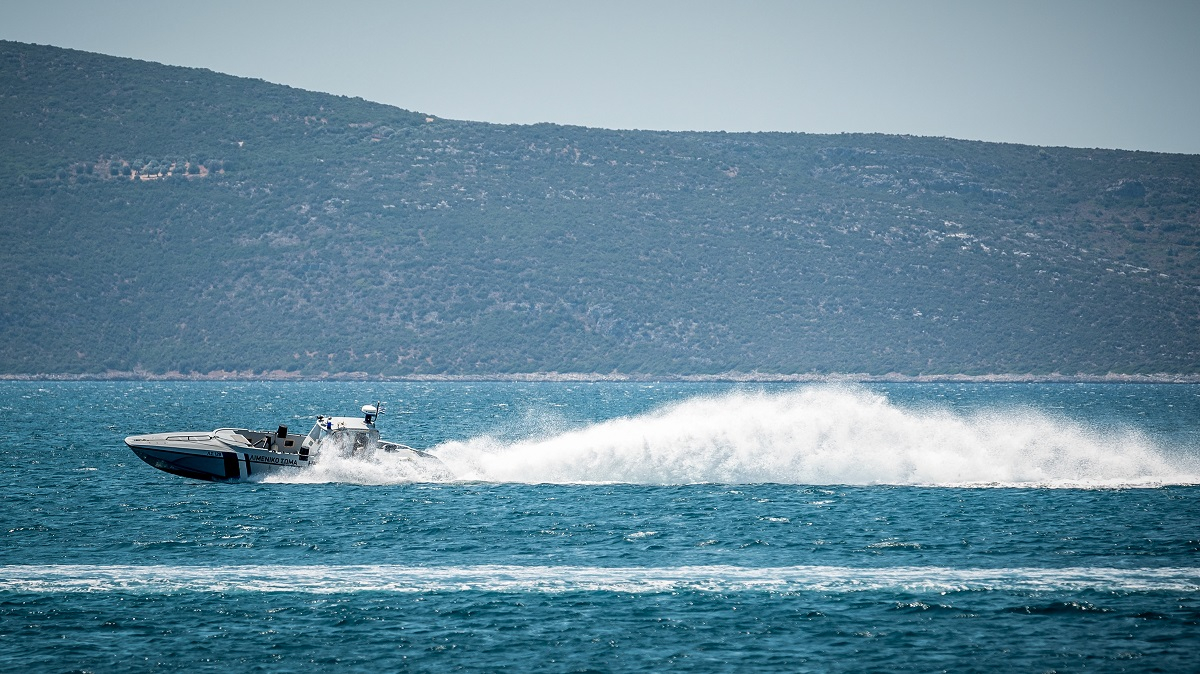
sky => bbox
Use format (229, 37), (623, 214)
(2, 0), (1198, 154)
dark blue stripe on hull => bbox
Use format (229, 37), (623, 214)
(223, 452), (240, 480)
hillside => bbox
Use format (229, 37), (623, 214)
(2, 40), (1199, 377)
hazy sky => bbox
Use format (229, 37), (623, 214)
(3, 1), (1198, 153)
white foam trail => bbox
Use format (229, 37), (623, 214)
(267, 387), (1200, 487)
(3, 565), (1197, 594)
(434, 387), (1198, 486)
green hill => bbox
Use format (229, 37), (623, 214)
(2, 40), (1199, 377)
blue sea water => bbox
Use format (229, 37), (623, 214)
(2, 381), (1199, 672)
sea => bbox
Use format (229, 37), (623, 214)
(2, 381), (1199, 672)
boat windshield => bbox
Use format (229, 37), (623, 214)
(307, 424), (327, 444)
(324, 428), (380, 453)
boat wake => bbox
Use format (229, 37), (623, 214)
(4, 564), (1198, 594)
(266, 387), (1200, 487)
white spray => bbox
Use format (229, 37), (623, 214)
(268, 386), (1200, 487)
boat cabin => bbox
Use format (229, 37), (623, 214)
(306, 415), (380, 453)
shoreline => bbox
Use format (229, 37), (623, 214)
(3, 371), (1200, 384)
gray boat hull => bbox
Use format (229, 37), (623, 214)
(125, 427), (447, 482)
(125, 432), (305, 482)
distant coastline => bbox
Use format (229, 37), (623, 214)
(3, 371), (1199, 384)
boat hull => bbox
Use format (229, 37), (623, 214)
(125, 432), (449, 482)
(125, 433), (305, 482)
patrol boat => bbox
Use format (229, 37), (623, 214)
(124, 404), (446, 481)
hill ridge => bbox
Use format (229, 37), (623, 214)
(2, 40), (1199, 376)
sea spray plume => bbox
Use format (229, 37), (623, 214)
(433, 387), (1197, 486)
(263, 427), (450, 485)
(263, 387), (1198, 486)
